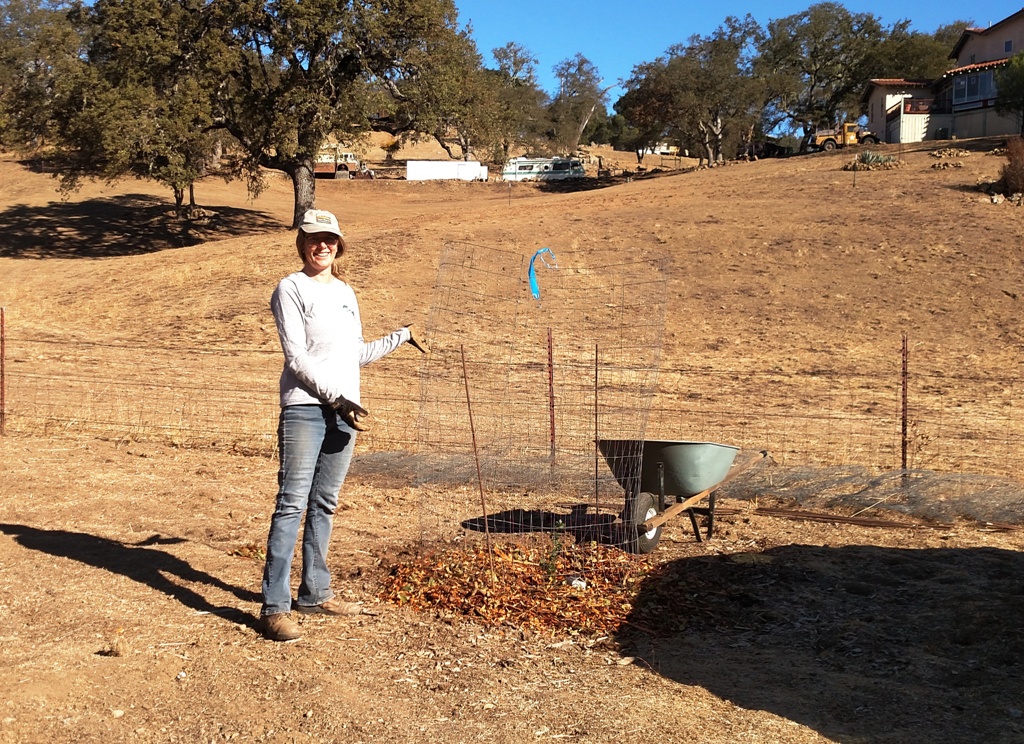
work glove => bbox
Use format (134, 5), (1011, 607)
(330, 394), (369, 432)
(405, 323), (429, 354)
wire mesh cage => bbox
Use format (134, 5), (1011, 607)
(413, 242), (668, 547)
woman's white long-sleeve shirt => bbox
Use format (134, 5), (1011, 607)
(271, 272), (409, 408)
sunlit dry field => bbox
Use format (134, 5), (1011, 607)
(1, 135), (1023, 743)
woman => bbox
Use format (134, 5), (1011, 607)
(260, 208), (411, 642)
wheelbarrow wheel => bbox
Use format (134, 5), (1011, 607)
(623, 491), (662, 554)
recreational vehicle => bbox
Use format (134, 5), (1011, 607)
(502, 157), (586, 182)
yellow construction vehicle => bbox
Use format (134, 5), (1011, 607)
(811, 122), (879, 151)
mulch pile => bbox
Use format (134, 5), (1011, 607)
(378, 541), (654, 636)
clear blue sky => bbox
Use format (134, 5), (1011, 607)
(453, 0), (1024, 101)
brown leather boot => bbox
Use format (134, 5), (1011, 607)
(259, 612), (301, 641)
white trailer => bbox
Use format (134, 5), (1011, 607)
(405, 160), (488, 181)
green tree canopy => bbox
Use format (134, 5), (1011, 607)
(214, 0), (465, 225)
(873, 20), (974, 80)
(486, 42), (547, 159)
(758, 2), (888, 142)
(615, 60), (675, 162)
(996, 52), (1024, 135)
(51, 0), (231, 210)
(0, 0), (87, 151)
(385, 26), (501, 161)
(547, 53), (607, 154)
(616, 16), (764, 165)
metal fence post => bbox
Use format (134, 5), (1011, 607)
(901, 332), (909, 473)
(1, 306), (6, 436)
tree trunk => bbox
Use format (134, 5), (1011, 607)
(189, 183), (196, 208)
(698, 115), (725, 165)
(289, 158), (317, 228)
(710, 114), (724, 164)
(568, 86), (613, 154)
(173, 187), (184, 211)
(698, 122), (714, 166)
(568, 101), (599, 154)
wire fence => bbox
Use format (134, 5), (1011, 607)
(2, 331), (1022, 486)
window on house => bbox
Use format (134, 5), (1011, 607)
(953, 76), (967, 103)
(1007, 40), (1014, 53)
(980, 71), (994, 98)
(970, 54), (976, 63)
(967, 74), (980, 99)
(953, 70), (997, 105)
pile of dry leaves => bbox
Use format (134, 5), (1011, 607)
(378, 540), (654, 636)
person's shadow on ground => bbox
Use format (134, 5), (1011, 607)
(0, 523), (260, 628)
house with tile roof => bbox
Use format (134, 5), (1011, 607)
(936, 9), (1024, 138)
(861, 9), (1024, 144)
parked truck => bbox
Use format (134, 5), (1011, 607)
(314, 145), (365, 178)
(810, 122), (879, 151)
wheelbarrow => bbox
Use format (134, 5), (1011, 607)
(597, 439), (762, 553)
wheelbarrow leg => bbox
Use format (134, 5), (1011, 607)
(685, 492), (717, 543)
(657, 462), (666, 513)
(687, 508), (703, 542)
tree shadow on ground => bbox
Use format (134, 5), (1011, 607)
(0, 523), (259, 627)
(617, 543), (1024, 743)
(0, 195), (281, 259)
(533, 169), (681, 194)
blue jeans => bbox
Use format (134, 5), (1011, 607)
(262, 404), (356, 616)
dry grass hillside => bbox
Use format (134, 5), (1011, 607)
(1, 138), (1023, 743)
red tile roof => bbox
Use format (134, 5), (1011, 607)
(940, 58), (1010, 77)
(867, 79), (933, 87)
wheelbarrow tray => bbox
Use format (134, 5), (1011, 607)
(597, 439), (740, 497)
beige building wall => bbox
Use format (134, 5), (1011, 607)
(866, 90), (909, 134)
(956, 17), (1024, 65)
(952, 108), (1020, 138)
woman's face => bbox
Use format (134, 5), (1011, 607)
(301, 232), (340, 275)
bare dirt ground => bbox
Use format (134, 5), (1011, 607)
(1, 136), (1024, 743)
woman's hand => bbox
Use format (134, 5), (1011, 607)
(404, 324), (429, 353)
(330, 395), (369, 432)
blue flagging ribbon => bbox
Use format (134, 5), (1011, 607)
(528, 247), (558, 300)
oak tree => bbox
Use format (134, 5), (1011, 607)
(216, 0), (463, 226)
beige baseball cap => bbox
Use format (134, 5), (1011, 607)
(297, 209), (343, 237)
